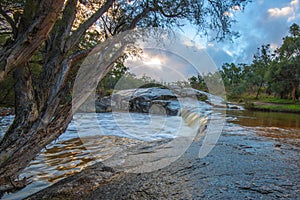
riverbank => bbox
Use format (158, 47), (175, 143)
(244, 101), (300, 113)
(228, 96), (300, 114)
(26, 117), (300, 199)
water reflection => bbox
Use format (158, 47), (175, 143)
(1, 110), (300, 199)
(1, 116), (142, 200)
(227, 110), (300, 139)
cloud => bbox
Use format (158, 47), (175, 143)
(291, 0), (299, 6)
(268, 0), (298, 20)
(223, 5), (242, 18)
(268, 7), (293, 17)
(224, 49), (233, 57)
(206, 46), (234, 67)
(207, 0), (300, 65)
(258, 0), (264, 5)
(270, 43), (279, 51)
(223, 11), (234, 18)
(180, 0), (299, 66)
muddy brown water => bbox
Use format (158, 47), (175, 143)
(1, 110), (300, 199)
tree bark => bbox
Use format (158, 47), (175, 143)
(0, 0), (214, 195)
(0, 103), (73, 194)
(255, 81), (263, 99)
(0, 0), (65, 81)
(291, 81), (296, 101)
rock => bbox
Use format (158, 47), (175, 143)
(0, 107), (14, 116)
(95, 96), (112, 112)
(226, 103), (244, 110)
(111, 87), (181, 116)
(89, 87), (226, 114)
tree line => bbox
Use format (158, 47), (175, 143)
(220, 23), (300, 101)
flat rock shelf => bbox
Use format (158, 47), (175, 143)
(26, 119), (300, 199)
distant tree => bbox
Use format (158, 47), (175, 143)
(267, 23), (300, 100)
(220, 63), (247, 97)
(188, 74), (207, 91)
(97, 56), (129, 95)
(277, 23), (300, 101)
(252, 44), (273, 99)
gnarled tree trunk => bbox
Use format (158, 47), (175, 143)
(0, 0), (117, 194)
(0, 59), (74, 193)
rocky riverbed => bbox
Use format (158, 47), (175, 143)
(26, 112), (300, 199)
(89, 87), (231, 114)
(1, 88), (298, 199)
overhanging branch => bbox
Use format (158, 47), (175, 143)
(0, 0), (65, 82)
(0, 6), (17, 37)
(64, 0), (115, 52)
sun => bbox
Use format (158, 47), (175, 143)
(143, 58), (162, 66)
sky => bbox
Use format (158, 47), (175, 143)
(124, 31), (220, 84)
(122, 0), (300, 84)
(185, 0), (300, 67)
(100, 1), (300, 85)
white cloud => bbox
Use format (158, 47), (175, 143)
(231, 5), (242, 11)
(223, 5), (242, 18)
(224, 49), (233, 57)
(268, 0), (299, 20)
(270, 43), (279, 51)
(268, 7), (293, 17)
(223, 11), (234, 18)
(291, 0), (299, 6)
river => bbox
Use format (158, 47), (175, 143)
(1, 109), (299, 199)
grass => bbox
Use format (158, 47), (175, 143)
(252, 104), (300, 113)
(258, 96), (297, 104)
(227, 93), (300, 113)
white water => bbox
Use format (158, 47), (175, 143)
(1, 111), (203, 200)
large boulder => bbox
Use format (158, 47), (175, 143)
(111, 87), (180, 116)
(83, 87), (240, 114)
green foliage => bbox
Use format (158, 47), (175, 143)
(260, 97), (296, 104)
(97, 61), (161, 95)
(220, 63), (248, 98)
(252, 103), (300, 113)
(264, 23), (300, 101)
(221, 23), (300, 102)
(188, 74), (208, 91)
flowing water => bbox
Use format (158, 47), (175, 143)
(1, 109), (299, 200)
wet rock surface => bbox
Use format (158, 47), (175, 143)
(95, 87), (211, 115)
(27, 126), (300, 199)
(83, 87), (242, 115)
(0, 107), (14, 116)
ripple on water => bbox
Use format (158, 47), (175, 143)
(2, 113), (173, 199)
(2, 110), (298, 199)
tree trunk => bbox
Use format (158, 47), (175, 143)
(291, 82), (296, 101)
(0, 53), (74, 195)
(0, 104), (73, 195)
(0, 1), (148, 195)
(0, 0), (65, 81)
(255, 81), (263, 99)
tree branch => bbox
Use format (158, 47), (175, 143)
(47, 0), (78, 53)
(129, 7), (153, 29)
(64, 0), (115, 52)
(0, 6), (17, 37)
(0, 0), (65, 82)
(47, 49), (92, 105)
(157, 2), (183, 18)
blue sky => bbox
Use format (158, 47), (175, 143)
(185, 0), (300, 67)
(120, 1), (300, 84)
